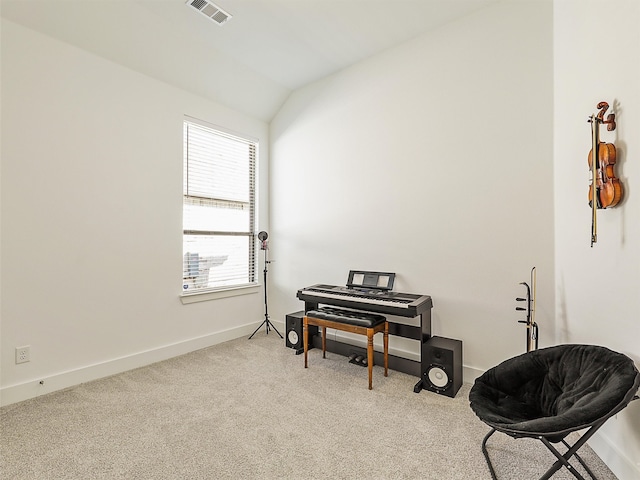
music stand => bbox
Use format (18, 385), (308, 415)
(249, 231), (283, 339)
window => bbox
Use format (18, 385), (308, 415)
(182, 118), (257, 294)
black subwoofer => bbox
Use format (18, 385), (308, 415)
(421, 336), (463, 398)
(285, 311), (317, 354)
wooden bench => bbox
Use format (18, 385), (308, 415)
(303, 307), (388, 390)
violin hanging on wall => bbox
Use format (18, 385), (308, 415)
(588, 101), (623, 247)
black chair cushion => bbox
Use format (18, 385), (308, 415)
(469, 344), (640, 440)
(306, 307), (386, 328)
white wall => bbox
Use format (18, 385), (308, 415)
(270, 0), (640, 476)
(554, 1), (640, 478)
(3, 0), (639, 477)
(270, 1), (554, 375)
(0, 20), (270, 405)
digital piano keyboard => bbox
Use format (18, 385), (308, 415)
(296, 284), (432, 318)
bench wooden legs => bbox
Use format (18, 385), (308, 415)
(322, 326), (327, 358)
(368, 322), (389, 389)
(303, 322), (310, 368)
(304, 316), (388, 390)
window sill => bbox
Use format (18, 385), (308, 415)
(180, 284), (260, 304)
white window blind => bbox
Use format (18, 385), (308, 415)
(183, 119), (257, 293)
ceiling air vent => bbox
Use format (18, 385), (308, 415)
(186, 0), (232, 26)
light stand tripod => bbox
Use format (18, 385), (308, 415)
(248, 231), (283, 339)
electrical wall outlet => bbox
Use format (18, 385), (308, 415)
(15, 346), (30, 364)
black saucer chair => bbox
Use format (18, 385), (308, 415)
(469, 344), (640, 480)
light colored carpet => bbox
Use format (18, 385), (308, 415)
(1, 333), (618, 479)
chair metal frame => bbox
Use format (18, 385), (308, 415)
(472, 344), (640, 480)
(481, 414), (610, 480)
(479, 387), (638, 480)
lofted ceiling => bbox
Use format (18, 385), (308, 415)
(1, 0), (499, 121)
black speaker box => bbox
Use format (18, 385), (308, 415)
(421, 336), (463, 398)
(285, 311), (317, 354)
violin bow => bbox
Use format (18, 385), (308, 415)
(590, 113), (598, 247)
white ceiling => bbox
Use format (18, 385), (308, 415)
(1, 0), (499, 120)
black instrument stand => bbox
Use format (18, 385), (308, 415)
(249, 235), (283, 339)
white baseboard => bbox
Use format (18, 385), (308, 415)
(588, 430), (640, 480)
(1, 321), (277, 407)
(462, 365), (484, 385)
